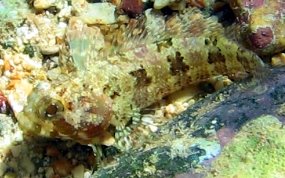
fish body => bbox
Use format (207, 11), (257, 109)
(17, 8), (265, 145)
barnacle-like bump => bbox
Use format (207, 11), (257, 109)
(37, 97), (64, 120)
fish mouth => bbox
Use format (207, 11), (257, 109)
(51, 118), (114, 145)
(17, 110), (114, 145)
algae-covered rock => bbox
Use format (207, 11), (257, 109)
(0, 0), (30, 25)
(93, 138), (220, 177)
(208, 115), (285, 178)
(229, 0), (285, 55)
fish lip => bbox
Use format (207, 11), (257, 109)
(50, 116), (112, 144)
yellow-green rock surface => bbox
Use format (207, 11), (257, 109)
(208, 115), (285, 178)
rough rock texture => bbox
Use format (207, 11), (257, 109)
(208, 115), (285, 178)
(229, 0), (285, 55)
(0, 0), (30, 25)
(33, 0), (56, 10)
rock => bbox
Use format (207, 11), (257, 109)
(271, 53), (285, 67)
(121, 0), (144, 16)
(0, 0), (30, 27)
(208, 115), (285, 177)
(71, 165), (85, 178)
(152, 0), (187, 10)
(229, 0), (285, 55)
(153, 0), (173, 9)
(248, 27), (273, 49)
(187, 0), (206, 8)
(79, 3), (117, 25)
(39, 45), (60, 55)
(33, 0), (56, 10)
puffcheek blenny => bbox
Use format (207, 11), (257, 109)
(16, 8), (265, 146)
(17, 80), (114, 145)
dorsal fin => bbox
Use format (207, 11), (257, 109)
(106, 7), (224, 57)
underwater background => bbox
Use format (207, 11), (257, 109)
(0, 0), (285, 177)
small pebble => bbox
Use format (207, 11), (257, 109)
(148, 125), (158, 132)
(141, 115), (154, 125)
(71, 164), (85, 178)
(165, 104), (176, 114)
(52, 158), (73, 177)
(33, 0), (56, 10)
(271, 53), (285, 67)
(3, 172), (17, 178)
(153, 0), (172, 9)
(40, 45), (60, 55)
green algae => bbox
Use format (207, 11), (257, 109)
(208, 115), (285, 178)
(0, 0), (29, 23)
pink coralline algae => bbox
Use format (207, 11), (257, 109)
(249, 27), (274, 49)
(229, 0), (285, 55)
(121, 0), (144, 16)
(216, 127), (236, 147)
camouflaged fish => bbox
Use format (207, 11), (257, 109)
(16, 8), (265, 145)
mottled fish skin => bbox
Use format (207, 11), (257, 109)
(18, 8), (265, 145)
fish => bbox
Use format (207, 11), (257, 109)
(15, 7), (266, 146)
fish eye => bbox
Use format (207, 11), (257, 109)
(38, 97), (64, 119)
(45, 103), (59, 117)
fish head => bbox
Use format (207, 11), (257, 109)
(17, 81), (115, 145)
